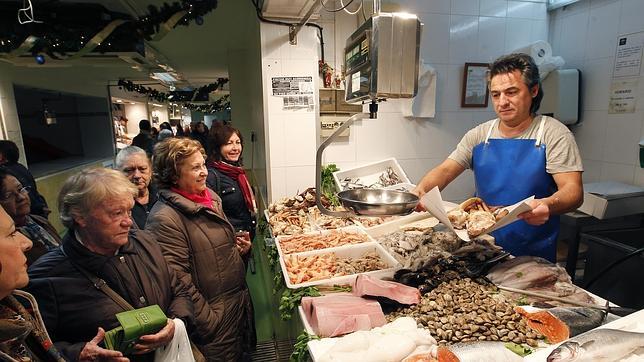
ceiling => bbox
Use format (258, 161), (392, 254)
(2, 0), (323, 90)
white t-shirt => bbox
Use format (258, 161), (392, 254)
(448, 115), (583, 174)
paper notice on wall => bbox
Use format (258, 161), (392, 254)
(608, 79), (638, 114)
(613, 32), (644, 78)
(271, 76), (314, 96)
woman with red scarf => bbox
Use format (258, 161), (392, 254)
(206, 124), (257, 242)
(146, 137), (255, 361)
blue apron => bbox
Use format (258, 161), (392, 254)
(472, 116), (559, 262)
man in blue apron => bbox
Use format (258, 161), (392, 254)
(413, 53), (583, 262)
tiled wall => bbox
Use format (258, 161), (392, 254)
(320, 0), (550, 201)
(549, 0), (644, 187)
(259, 23), (320, 202)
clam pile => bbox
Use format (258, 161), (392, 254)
(388, 278), (543, 347)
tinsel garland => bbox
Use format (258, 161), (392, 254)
(117, 79), (230, 113)
(0, 0), (218, 56)
(118, 78), (228, 103)
(183, 95), (230, 113)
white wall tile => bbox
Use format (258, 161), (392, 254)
(283, 115), (317, 167)
(480, 0), (507, 17)
(269, 166), (287, 202)
(440, 64), (465, 112)
(415, 0), (452, 14)
(558, 10), (589, 65)
(573, 110), (607, 161)
(557, 0), (590, 17)
(507, 1), (536, 19)
(602, 112), (644, 165)
(432, 63), (449, 113)
(504, 18), (533, 52)
(530, 19), (548, 42)
(419, 12), (451, 64)
(548, 15), (563, 55)
(618, 0), (644, 35)
(478, 17), (507, 61)
(452, 0), (480, 15)
(600, 162), (635, 184)
(581, 159), (602, 183)
(449, 15), (480, 63)
(285, 166), (316, 195)
(580, 57), (613, 112)
(585, 1), (620, 60)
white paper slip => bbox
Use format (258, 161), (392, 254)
(419, 186), (534, 241)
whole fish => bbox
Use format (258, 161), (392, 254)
(516, 307), (606, 343)
(437, 341), (523, 362)
(547, 328), (644, 362)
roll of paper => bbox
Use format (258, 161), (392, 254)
(513, 40), (552, 65)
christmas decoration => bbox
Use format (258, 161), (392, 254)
(117, 78), (229, 104)
(0, 0), (218, 58)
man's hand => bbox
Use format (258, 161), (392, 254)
(518, 199), (550, 225)
(79, 328), (129, 362)
(411, 187), (427, 212)
(133, 319), (175, 354)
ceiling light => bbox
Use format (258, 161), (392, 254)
(151, 72), (178, 83)
(151, 103), (163, 107)
(130, 102), (135, 105)
(115, 99), (123, 103)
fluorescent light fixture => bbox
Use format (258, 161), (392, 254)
(115, 99), (123, 103)
(129, 102), (136, 105)
(151, 103), (163, 107)
(151, 72), (179, 83)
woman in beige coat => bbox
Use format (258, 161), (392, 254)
(146, 138), (254, 361)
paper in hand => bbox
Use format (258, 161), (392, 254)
(420, 186), (534, 241)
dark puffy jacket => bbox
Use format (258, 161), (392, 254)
(206, 168), (256, 238)
(146, 188), (255, 361)
(26, 230), (194, 361)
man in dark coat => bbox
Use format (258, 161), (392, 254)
(131, 119), (155, 157)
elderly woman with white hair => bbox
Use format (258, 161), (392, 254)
(26, 168), (196, 362)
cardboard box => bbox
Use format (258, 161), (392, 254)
(578, 182), (644, 219)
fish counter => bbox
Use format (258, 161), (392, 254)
(264, 189), (644, 362)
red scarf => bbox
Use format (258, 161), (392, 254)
(208, 160), (256, 212)
(171, 187), (213, 208)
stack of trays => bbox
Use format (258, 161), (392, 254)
(333, 158), (413, 192)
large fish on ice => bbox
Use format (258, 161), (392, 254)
(547, 328), (644, 362)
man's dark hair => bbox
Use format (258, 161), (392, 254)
(159, 122), (171, 131)
(0, 140), (20, 163)
(138, 119), (151, 131)
(489, 53), (543, 114)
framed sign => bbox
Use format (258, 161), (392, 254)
(461, 63), (490, 107)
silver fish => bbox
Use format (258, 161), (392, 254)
(438, 341), (523, 362)
(547, 328), (644, 362)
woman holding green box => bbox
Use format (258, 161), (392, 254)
(26, 168), (196, 361)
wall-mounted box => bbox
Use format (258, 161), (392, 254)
(319, 88), (362, 114)
(319, 89), (336, 113)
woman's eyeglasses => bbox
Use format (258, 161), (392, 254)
(0, 186), (30, 202)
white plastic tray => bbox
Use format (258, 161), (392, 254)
(333, 158), (412, 191)
(358, 212), (437, 238)
(274, 226), (373, 257)
(279, 242), (400, 289)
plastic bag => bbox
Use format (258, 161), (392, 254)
(154, 318), (196, 362)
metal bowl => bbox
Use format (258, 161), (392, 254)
(337, 189), (419, 216)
